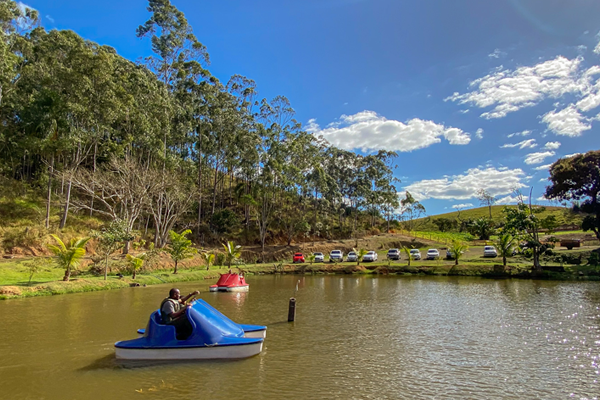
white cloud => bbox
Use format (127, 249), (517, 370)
(488, 48), (507, 59)
(459, 109), (470, 114)
(541, 105), (591, 137)
(500, 139), (537, 149)
(507, 130), (531, 138)
(452, 203), (473, 209)
(445, 56), (587, 119)
(594, 32), (600, 55)
(563, 152), (582, 158)
(533, 163), (552, 171)
(475, 128), (483, 139)
(404, 167), (526, 201)
(45, 14), (54, 23)
(542, 141), (561, 150)
(524, 151), (556, 165)
(306, 111), (471, 152)
(496, 195), (521, 205)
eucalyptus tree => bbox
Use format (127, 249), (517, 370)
(137, 0), (210, 168)
(399, 191), (426, 232)
(0, 0), (38, 107)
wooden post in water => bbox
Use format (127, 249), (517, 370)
(288, 279), (300, 322)
(288, 297), (296, 322)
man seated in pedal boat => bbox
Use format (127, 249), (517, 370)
(160, 288), (199, 340)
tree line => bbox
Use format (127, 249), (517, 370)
(0, 0), (399, 255)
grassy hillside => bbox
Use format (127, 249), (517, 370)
(414, 205), (582, 232)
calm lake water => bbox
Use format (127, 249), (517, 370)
(0, 275), (599, 399)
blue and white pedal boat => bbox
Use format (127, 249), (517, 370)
(115, 299), (266, 360)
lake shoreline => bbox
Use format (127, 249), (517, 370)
(1, 261), (598, 300)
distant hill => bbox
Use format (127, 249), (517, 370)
(413, 205), (582, 232)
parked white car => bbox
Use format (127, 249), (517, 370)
(346, 251), (358, 262)
(409, 249), (422, 260)
(329, 250), (343, 262)
(483, 246), (498, 258)
(387, 248), (400, 260)
(426, 249), (440, 260)
(314, 252), (324, 263)
(363, 251), (378, 262)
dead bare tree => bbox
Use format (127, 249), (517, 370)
(148, 169), (196, 248)
(66, 158), (159, 251)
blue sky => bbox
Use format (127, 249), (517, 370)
(21, 0), (600, 216)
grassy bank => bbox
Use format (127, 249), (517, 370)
(3, 256), (600, 300)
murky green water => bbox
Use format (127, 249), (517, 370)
(1, 275), (599, 399)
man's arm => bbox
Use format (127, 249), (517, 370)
(181, 290), (199, 303)
(170, 305), (190, 319)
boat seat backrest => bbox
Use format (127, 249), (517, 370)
(145, 310), (177, 343)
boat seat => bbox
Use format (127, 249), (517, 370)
(144, 311), (178, 342)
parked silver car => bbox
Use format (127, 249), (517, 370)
(363, 251), (378, 262)
(409, 249), (422, 260)
(314, 252), (324, 262)
(329, 250), (343, 262)
(426, 249), (440, 260)
(483, 246), (498, 258)
(346, 251), (358, 262)
(387, 248), (400, 260)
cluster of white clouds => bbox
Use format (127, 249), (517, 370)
(446, 54), (600, 137)
(305, 111), (471, 152)
(524, 151), (555, 165)
(500, 139), (537, 149)
(452, 203), (473, 209)
(404, 167), (526, 202)
(507, 129), (531, 138)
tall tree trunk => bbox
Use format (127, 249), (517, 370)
(197, 156), (203, 231)
(59, 177), (72, 229)
(45, 155), (54, 229)
(211, 162), (220, 215)
(173, 259), (178, 274)
(104, 255), (109, 281)
(90, 142), (97, 217)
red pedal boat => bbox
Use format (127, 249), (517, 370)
(210, 273), (249, 292)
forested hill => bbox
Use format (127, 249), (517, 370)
(0, 0), (399, 251)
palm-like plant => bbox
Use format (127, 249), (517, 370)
(448, 240), (469, 266)
(496, 233), (515, 266)
(126, 253), (146, 279)
(401, 247), (412, 266)
(222, 241), (242, 269)
(166, 229), (197, 274)
(354, 248), (368, 266)
(306, 254), (316, 265)
(46, 235), (91, 281)
(201, 251), (215, 271)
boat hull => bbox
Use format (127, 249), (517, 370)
(209, 285), (249, 292)
(115, 341), (263, 360)
(136, 328), (266, 339)
(242, 329), (266, 339)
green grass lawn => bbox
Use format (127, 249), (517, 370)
(0, 258), (64, 286)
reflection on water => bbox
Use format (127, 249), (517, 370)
(0, 276), (599, 399)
